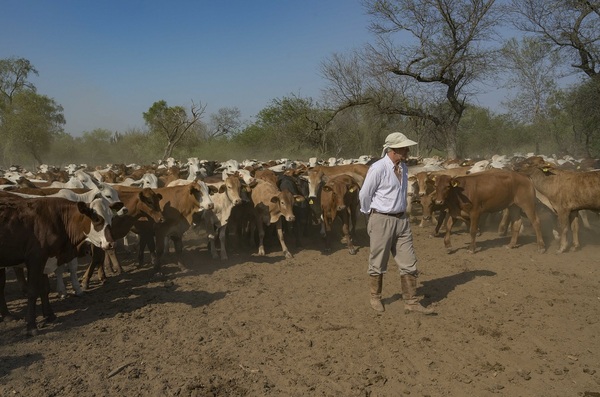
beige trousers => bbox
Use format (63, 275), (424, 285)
(367, 212), (417, 276)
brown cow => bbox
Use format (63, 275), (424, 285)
(302, 164), (369, 199)
(434, 169), (546, 254)
(81, 187), (165, 289)
(250, 179), (305, 258)
(513, 161), (600, 253)
(119, 182), (214, 273)
(0, 196), (121, 335)
(320, 174), (360, 255)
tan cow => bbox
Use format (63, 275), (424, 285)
(320, 174), (360, 255)
(513, 160), (600, 253)
(434, 169), (546, 254)
(250, 179), (305, 258)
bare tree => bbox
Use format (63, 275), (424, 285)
(508, 0), (600, 78)
(322, 0), (501, 158)
(143, 100), (206, 160)
(205, 107), (242, 140)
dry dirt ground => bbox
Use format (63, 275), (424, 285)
(1, 209), (600, 397)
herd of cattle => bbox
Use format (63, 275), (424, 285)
(1, 152), (599, 335)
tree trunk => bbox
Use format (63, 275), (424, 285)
(162, 141), (175, 161)
(444, 125), (459, 159)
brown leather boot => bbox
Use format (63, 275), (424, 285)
(369, 274), (384, 312)
(401, 274), (435, 315)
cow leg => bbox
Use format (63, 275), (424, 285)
(39, 274), (56, 324)
(54, 263), (68, 298)
(556, 211), (571, 253)
(67, 258), (84, 296)
(443, 216), (455, 253)
(497, 208), (510, 236)
(507, 207), (523, 249)
(520, 203), (546, 253)
(92, 248), (107, 284)
(434, 209), (448, 237)
(342, 211), (357, 255)
(106, 249), (123, 275)
(218, 225), (229, 260)
(13, 267), (28, 296)
(0, 268), (17, 321)
(570, 212), (580, 251)
(171, 235), (185, 268)
(24, 259), (48, 335)
(82, 246), (98, 290)
(256, 217), (266, 256)
(468, 213), (482, 253)
(276, 218), (293, 259)
(137, 232), (149, 268)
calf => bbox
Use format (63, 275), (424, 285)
(0, 196), (120, 335)
(81, 187), (165, 289)
(201, 175), (243, 260)
(320, 174), (360, 255)
(250, 179), (305, 258)
(277, 172), (311, 247)
(434, 169), (545, 254)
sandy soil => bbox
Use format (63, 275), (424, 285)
(1, 209), (600, 397)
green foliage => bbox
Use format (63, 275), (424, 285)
(1, 91), (65, 164)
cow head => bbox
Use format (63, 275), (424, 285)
(433, 174), (455, 206)
(137, 188), (165, 223)
(191, 181), (214, 211)
(270, 190), (303, 223)
(78, 198), (121, 250)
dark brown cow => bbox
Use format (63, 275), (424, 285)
(434, 169), (546, 254)
(513, 160), (600, 253)
(320, 174), (360, 255)
(250, 179), (305, 258)
(81, 187), (165, 289)
(0, 196), (121, 335)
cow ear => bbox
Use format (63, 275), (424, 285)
(270, 196), (279, 203)
(77, 201), (91, 216)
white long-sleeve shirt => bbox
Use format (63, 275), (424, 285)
(359, 155), (408, 214)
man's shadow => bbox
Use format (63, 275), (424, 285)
(383, 269), (496, 306)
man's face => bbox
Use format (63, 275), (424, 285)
(390, 147), (410, 163)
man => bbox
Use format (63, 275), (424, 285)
(359, 132), (434, 314)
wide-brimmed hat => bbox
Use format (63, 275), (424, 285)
(381, 132), (417, 156)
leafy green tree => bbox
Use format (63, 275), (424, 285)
(322, 0), (502, 158)
(0, 57), (38, 111)
(1, 91), (65, 164)
(566, 78), (600, 156)
(143, 100), (206, 160)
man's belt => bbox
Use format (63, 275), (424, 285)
(371, 209), (404, 218)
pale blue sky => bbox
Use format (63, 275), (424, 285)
(3, 1), (375, 135)
(2, 1), (541, 137)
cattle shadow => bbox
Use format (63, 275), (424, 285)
(381, 270), (496, 307)
(3, 265), (229, 339)
(0, 353), (44, 378)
